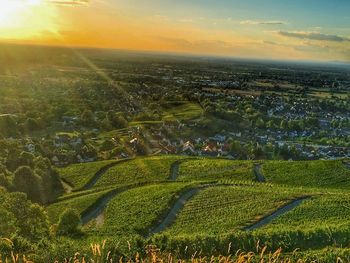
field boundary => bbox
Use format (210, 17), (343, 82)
(81, 182), (153, 225)
(169, 158), (195, 180)
(60, 178), (74, 194)
(243, 196), (312, 231)
(148, 183), (243, 236)
(81, 158), (134, 190)
(80, 181), (178, 226)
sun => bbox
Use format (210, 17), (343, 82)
(0, 0), (42, 27)
(0, 0), (58, 40)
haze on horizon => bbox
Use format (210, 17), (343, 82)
(0, 0), (349, 63)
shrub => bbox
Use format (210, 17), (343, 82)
(56, 209), (82, 236)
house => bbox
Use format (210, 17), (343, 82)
(209, 134), (226, 143)
(202, 145), (219, 157)
(182, 141), (196, 155)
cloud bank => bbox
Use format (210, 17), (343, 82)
(278, 31), (350, 42)
(240, 20), (286, 25)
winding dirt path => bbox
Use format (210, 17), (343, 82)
(254, 164), (265, 183)
(243, 196), (311, 231)
(149, 187), (202, 235)
(148, 183), (239, 236)
(60, 179), (73, 194)
(169, 158), (196, 181)
(81, 182), (151, 225)
(169, 161), (181, 180)
(82, 158), (133, 190)
(81, 186), (130, 225)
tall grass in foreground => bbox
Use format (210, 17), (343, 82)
(1, 240), (346, 263)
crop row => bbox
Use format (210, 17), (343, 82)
(261, 160), (350, 190)
(165, 185), (306, 235)
(178, 158), (254, 182)
(92, 155), (186, 188)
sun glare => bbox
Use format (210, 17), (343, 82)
(0, 0), (57, 39)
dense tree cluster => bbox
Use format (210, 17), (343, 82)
(0, 188), (50, 252)
(0, 141), (62, 204)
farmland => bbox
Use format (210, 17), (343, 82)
(177, 158), (254, 182)
(0, 44), (349, 262)
(164, 185), (306, 235)
(91, 155), (186, 188)
(260, 193), (350, 231)
(46, 188), (111, 223)
(93, 183), (194, 236)
(261, 160), (350, 189)
(57, 160), (118, 190)
(36, 156), (350, 259)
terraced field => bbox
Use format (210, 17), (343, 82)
(164, 185), (307, 235)
(92, 155), (186, 188)
(57, 160), (119, 190)
(260, 193), (350, 231)
(49, 156), (350, 254)
(177, 158), (254, 182)
(89, 182), (195, 236)
(47, 188), (111, 223)
(261, 160), (350, 189)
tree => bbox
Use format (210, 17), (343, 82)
(24, 118), (40, 131)
(135, 139), (148, 155)
(255, 118), (265, 129)
(280, 119), (288, 130)
(0, 115), (18, 138)
(81, 109), (95, 127)
(19, 151), (35, 167)
(57, 209), (81, 236)
(1, 188), (49, 243)
(0, 173), (11, 190)
(13, 166), (43, 203)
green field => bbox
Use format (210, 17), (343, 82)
(261, 160), (350, 189)
(260, 193), (350, 231)
(48, 155), (350, 256)
(165, 185), (305, 235)
(177, 158), (254, 182)
(89, 182), (194, 236)
(92, 155), (185, 188)
(47, 189), (111, 223)
(57, 160), (118, 190)
(162, 102), (203, 121)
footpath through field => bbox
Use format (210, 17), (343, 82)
(60, 178), (74, 194)
(149, 183), (246, 235)
(81, 158), (134, 190)
(243, 196), (311, 231)
(169, 158), (195, 180)
(80, 157), (187, 225)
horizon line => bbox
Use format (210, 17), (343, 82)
(1, 40), (349, 67)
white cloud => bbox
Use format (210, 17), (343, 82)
(240, 20), (286, 25)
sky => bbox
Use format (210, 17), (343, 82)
(1, 0), (350, 62)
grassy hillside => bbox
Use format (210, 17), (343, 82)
(57, 160), (118, 190)
(260, 193), (350, 231)
(44, 155), (350, 258)
(92, 155), (186, 188)
(47, 189), (111, 223)
(165, 185), (306, 235)
(177, 158), (254, 182)
(262, 160), (350, 189)
(88, 182), (194, 236)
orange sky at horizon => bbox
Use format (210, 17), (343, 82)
(0, 0), (349, 62)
